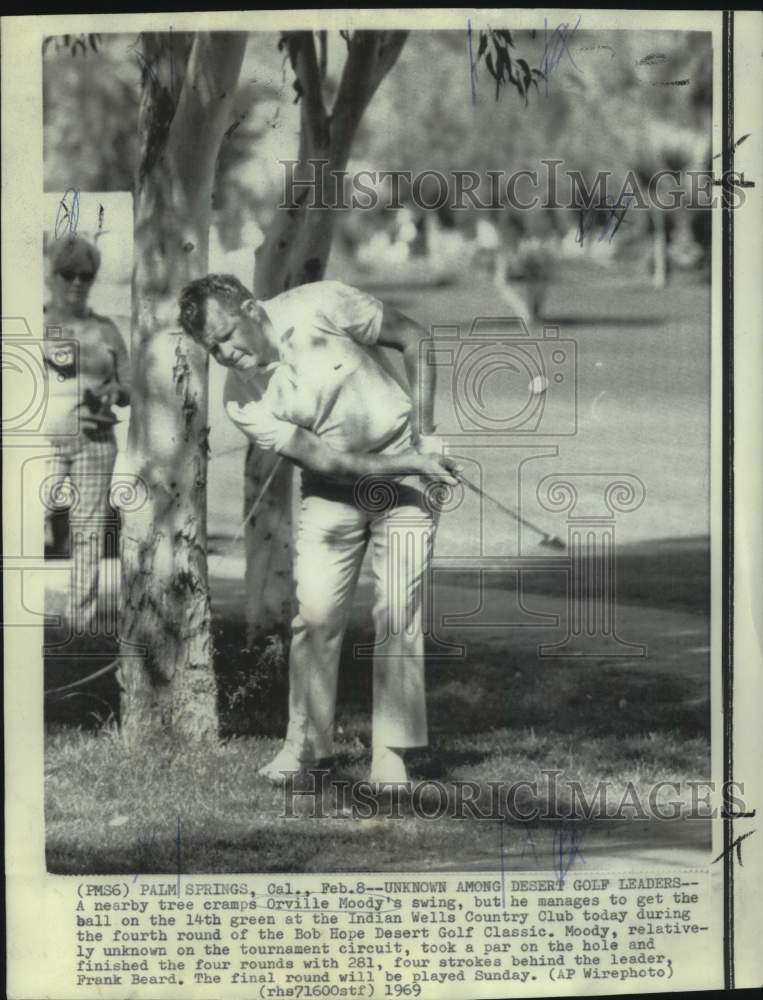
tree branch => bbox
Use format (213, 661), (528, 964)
(317, 30), (328, 83)
(167, 32), (247, 203)
(135, 31), (194, 184)
(370, 30), (409, 92)
(291, 32), (329, 147)
(332, 30), (407, 138)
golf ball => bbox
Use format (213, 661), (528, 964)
(529, 375), (549, 396)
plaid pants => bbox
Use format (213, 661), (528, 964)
(45, 430), (118, 633)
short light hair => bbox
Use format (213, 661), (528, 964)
(49, 235), (101, 276)
(178, 273), (253, 342)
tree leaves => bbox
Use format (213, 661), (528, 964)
(473, 27), (545, 104)
(494, 29), (514, 49)
(43, 33), (101, 57)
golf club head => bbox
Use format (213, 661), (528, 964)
(540, 534), (566, 550)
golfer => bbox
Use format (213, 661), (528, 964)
(179, 275), (460, 785)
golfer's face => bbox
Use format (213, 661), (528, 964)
(204, 298), (259, 371)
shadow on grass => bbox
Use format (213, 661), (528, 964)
(47, 811), (711, 876)
(447, 536), (709, 617)
(43, 629), (121, 729)
(426, 655), (708, 739)
(45, 536), (710, 754)
(542, 314), (667, 327)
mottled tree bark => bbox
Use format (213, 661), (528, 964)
(118, 32), (246, 740)
(651, 209), (668, 289)
(243, 31), (408, 655)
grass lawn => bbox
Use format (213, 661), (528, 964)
(45, 719), (709, 875)
(44, 262), (711, 873)
(45, 538), (709, 874)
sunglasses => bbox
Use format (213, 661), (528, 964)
(58, 270), (95, 283)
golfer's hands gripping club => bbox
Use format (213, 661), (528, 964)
(413, 452), (463, 485)
(411, 435), (463, 486)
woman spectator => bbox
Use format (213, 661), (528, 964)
(43, 235), (131, 634)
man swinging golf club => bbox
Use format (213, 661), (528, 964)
(179, 275), (461, 786)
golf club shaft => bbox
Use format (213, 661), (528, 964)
(208, 456), (284, 577)
(459, 474), (559, 543)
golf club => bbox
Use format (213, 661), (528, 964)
(459, 474), (566, 550)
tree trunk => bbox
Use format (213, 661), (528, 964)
(243, 30), (407, 656)
(651, 209), (668, 289)
(118, 32), (246, 741)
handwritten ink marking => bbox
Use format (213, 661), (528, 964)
(601, 200), (631, 243)
(711, 133), (751, 159)
(554, 821), (585, 888)
(176, 815), (182, 895)
(467, 20), (477, 106)
(499, 822), (507, 906)
(541, 16), (581, 96)
(54, 188), (80, 240)
(519, 826), (541, 870)
(711, 173), (755, 189)
(712, 829), (755, 867)
(576, 200), (631, 246)
(131, 824), (161, 883)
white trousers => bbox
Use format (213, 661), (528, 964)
(285, 482), (435, 759)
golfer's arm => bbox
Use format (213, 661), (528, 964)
(376, 306), (436, 439)
(280, 428), (420, 481)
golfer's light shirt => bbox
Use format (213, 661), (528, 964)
(223, 281), (413, 469)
